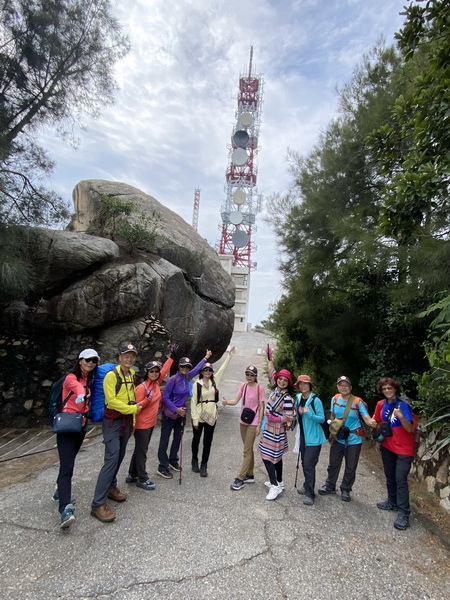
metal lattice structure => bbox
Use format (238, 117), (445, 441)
(217, 47), (264, 269)
(192, 187), (200, 231)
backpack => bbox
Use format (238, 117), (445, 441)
(90, 363), (123, 422)
(48, 375), (73, 424)
(332, 394), (370, 437)
(310, 395), (330, 439)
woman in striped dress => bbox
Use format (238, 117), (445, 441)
(259, 358), (294, 501)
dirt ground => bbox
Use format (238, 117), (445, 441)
(1, 436), (449, 549)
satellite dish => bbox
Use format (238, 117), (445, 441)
(232, 230), (249, 248)
(233, 189), (246, 206)
(229, 211), (243, 225)
(231, 148), (248, 166)
(232, 130), (249, 149)
(240, 112), (253, 127)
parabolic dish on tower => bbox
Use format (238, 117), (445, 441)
(240, 112), (253, 127)
(232, 229), (249, 248)
(232, 130), (249, 149)
(233, 189), (246, 205)
(231, 148), (248, 166)
(229, 211), (243, 225)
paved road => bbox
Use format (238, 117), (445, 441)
(0, 331), (449, 599)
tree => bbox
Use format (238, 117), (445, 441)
(0, 0), (130, 225)
(369, 0), (450, 242)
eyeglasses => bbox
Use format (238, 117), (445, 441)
(202, 368), (213, 372)
(148, 369), (160, 374)
(84, 357), (98, 364)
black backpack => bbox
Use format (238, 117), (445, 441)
(310, 395), (329, 439)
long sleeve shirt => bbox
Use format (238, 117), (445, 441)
(134, 357), (174, 429)
(103, 366), (137, 415)
(162, 358), (207, 418)
(191, 352), (233, 426)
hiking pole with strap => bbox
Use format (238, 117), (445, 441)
(294, 448), (301, 488)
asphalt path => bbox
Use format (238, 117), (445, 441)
(0, 331), (449, 599)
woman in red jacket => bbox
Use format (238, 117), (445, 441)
(126, 354), (174, 490)
(55, 348), (99, 529)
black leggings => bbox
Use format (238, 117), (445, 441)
(56, 430), (86, 512)
(191, 422), (216, 465)
(263, 459), (283, 486)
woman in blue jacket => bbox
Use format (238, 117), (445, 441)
(293, 374), (326, 506)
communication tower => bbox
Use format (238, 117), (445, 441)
(217, 48), (264, 331)
(192, 187), (200, 231)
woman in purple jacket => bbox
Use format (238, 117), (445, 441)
(156, 349), (212, 479)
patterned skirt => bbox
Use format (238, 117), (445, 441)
(259, 421), (288, 464)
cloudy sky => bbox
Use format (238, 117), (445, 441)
(44, 0), (407, 325)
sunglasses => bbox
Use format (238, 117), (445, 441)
(180, 365), (191, 369)
(84, 357), (98, 364)
(202, 368), (213, 372)
(148, 369), (160, 374)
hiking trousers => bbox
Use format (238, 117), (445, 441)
(128, 427), (154, 481)
(299, 437), (322, 498)
(380, 445), (413, 515)
(324, 439), (362, 492)
(237, 424), (257, 481)
(158, 415), (184, 470)
(92, 416), (133, 508)
(191, 422), (216, 466)
(56, 430), (86, 512)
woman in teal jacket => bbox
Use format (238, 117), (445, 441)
(293, 375), (326, 505)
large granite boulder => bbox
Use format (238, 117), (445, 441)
(0, 180), (235, 426)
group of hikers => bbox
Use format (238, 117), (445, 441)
(53, 343), (417, 533)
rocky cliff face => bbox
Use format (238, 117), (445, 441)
(0, 180), (235, 426)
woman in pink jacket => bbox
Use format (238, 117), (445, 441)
(55, 348), (99, 529)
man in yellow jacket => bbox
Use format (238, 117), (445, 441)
(91, 344), (144, 523)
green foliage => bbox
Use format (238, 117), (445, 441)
(97, 193), (161, 252)
(266, 37), (449, 407)
(369, 0), (450, 242)
(0, 0), (130, 225)
(116, 211), (161, 253)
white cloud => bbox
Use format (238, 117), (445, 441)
(41, 0), (406, 325)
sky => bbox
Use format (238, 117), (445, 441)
(43, 0), (407, 326)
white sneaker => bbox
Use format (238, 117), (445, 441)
(266, 484), (283, 501)
(264, 481), (284, 490)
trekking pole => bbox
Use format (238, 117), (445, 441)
(294, 450), (301, 488)
(179, 418), (185, 485)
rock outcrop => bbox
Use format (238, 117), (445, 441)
(0, 180), (235, 427)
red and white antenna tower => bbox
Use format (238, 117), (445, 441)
(217, 47), (264, 268)
(192, 187), (200, 231)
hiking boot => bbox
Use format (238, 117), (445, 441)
(125, 474), (138, 484)
(157, 467), (173, 479)
(341, 490), (351, 502)
(394, 513), (410, 530)
(318, 485), (336, 495)
(266, 484), (283, 501)
(244, 475), (255, 484)
(191, 458), (200, 473)
(230, 478), (244, 491)
(60, 504), (75, 529)
(107, 487), (127, 502)
(136, 479), (156, 490)
(90, 503), (116, 523)
(296, 486), (306, 495)
(200, 463), (208, 477)
(303, 496), (314, 506)
(169, 462), (181, 472)
(377, 500), (398, 511)
(264, 480), (285, 490)
(52, 487), (75, 504)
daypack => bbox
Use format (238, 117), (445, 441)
(90, 363), (122, 422)
(48, 375), (73, 425)
(310, 395), (330, 439)
(332, 394), (369, 437)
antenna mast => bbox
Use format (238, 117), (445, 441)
(192, 187), (200, 231)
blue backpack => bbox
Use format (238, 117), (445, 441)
(90, 363), (120, 422)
